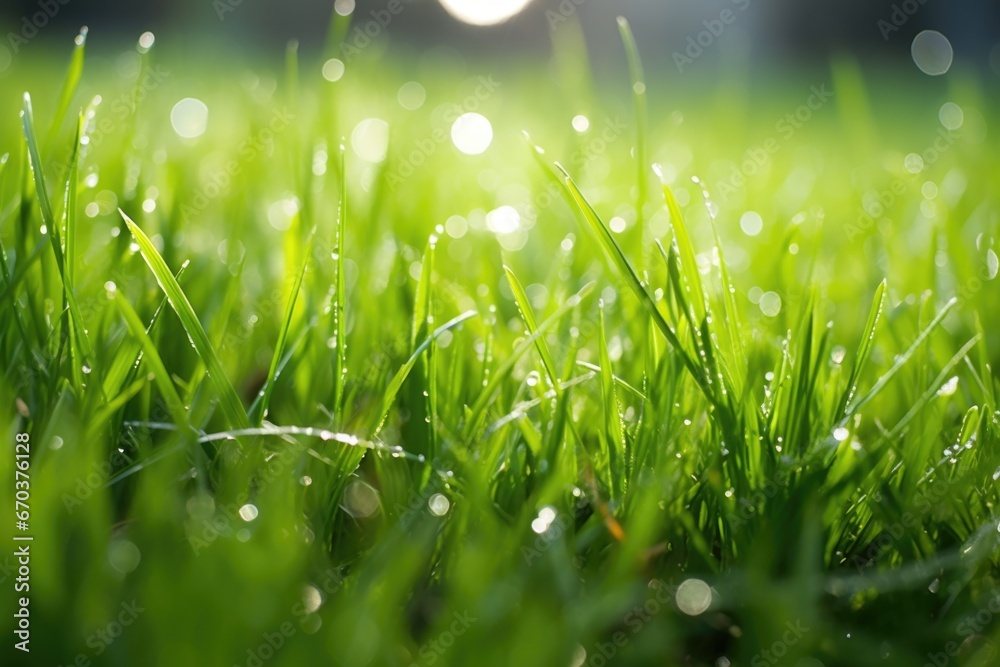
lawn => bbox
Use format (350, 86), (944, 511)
(1, 14), (999, 667)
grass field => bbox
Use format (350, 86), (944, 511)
(1, 16), (999, 667)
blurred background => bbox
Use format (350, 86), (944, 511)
(2, 0), (999, 78)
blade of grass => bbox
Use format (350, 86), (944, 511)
(653, 165), (706, 320)
(370, 310), (477, 438)
(836, 279), (886, 418)
(504, 264), (558, 391)
(886, 335), (981, 443)
(45, 26), (88, 151)
(250, 235), (312, 426)
(330, 143), (348, 424)
(463, 281), (595, 441)
(691, 175), (746, 393)
(414, 235), (439, 460)
(845, 296), (957, 419)
(62, 114), (84, 389)
(555, 164), (715, 408)
(0, 155), (33, 350)
(599, 300), (627, 500)
(22, 93), (94, 367)
(575, 361), (647, 402)
(113, 291), (189, 429)
(617, 17), (648, 236)
(102, 261), (189, 400)
(120, 209), (250, 430)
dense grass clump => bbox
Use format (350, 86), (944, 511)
(1, 20), (999, 667)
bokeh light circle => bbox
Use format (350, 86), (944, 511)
(675, 579), (712, 616)
(438, 0), (533, 26)
(322, 58), (345, 82)
(911, 31), (954, 76)
(170, 98), (209, 139)
(398, 81), (427, 110)
(351, 118), (390, 163)
(759, 291), (782, 317)
(938, 102), (964, 130)
(451, 112), (493, 155)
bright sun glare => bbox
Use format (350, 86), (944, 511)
(438, 0), (534, 26)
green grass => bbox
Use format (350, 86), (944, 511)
(1, 17), (999, 667)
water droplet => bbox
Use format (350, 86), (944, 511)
(302, 585), (323, 613)
(937, 376), (959, 397)
(428, 494), (450, 516)
(987, 249), (999, 280)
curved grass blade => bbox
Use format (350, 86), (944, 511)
(555, 164), (715, 407)
(331, 144), (348, 422)
(845, 296), (957, 419)
(599, 301), (626, 500)
(102, 261), (189, 400)
(412, 234), (439, 459)
(370, 310), (478, 438)
(22, 93), (93, 365)
(836, 279), (886, 418)
(250, 235), (312, 426)
(504, 264), (558, 390)
(691, 175), (746, 391)
(62, 114), (85, 388)
(653, 165), (706, 320)
(463, 281), (595, 441)
(120, 209), (250, 430)
(617, 17), (648, 232)
(113, 291), (189, 429)
(886, 335), (981, 443)
(45, 27), (88, 150)
(412, 239), (433, 348)
(575, 361), (647, 402)
(198, 425), (416, 459)
(485, 371), (598, 436)
(0, 236), (47, 316)
(0, 154), (33, 349)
